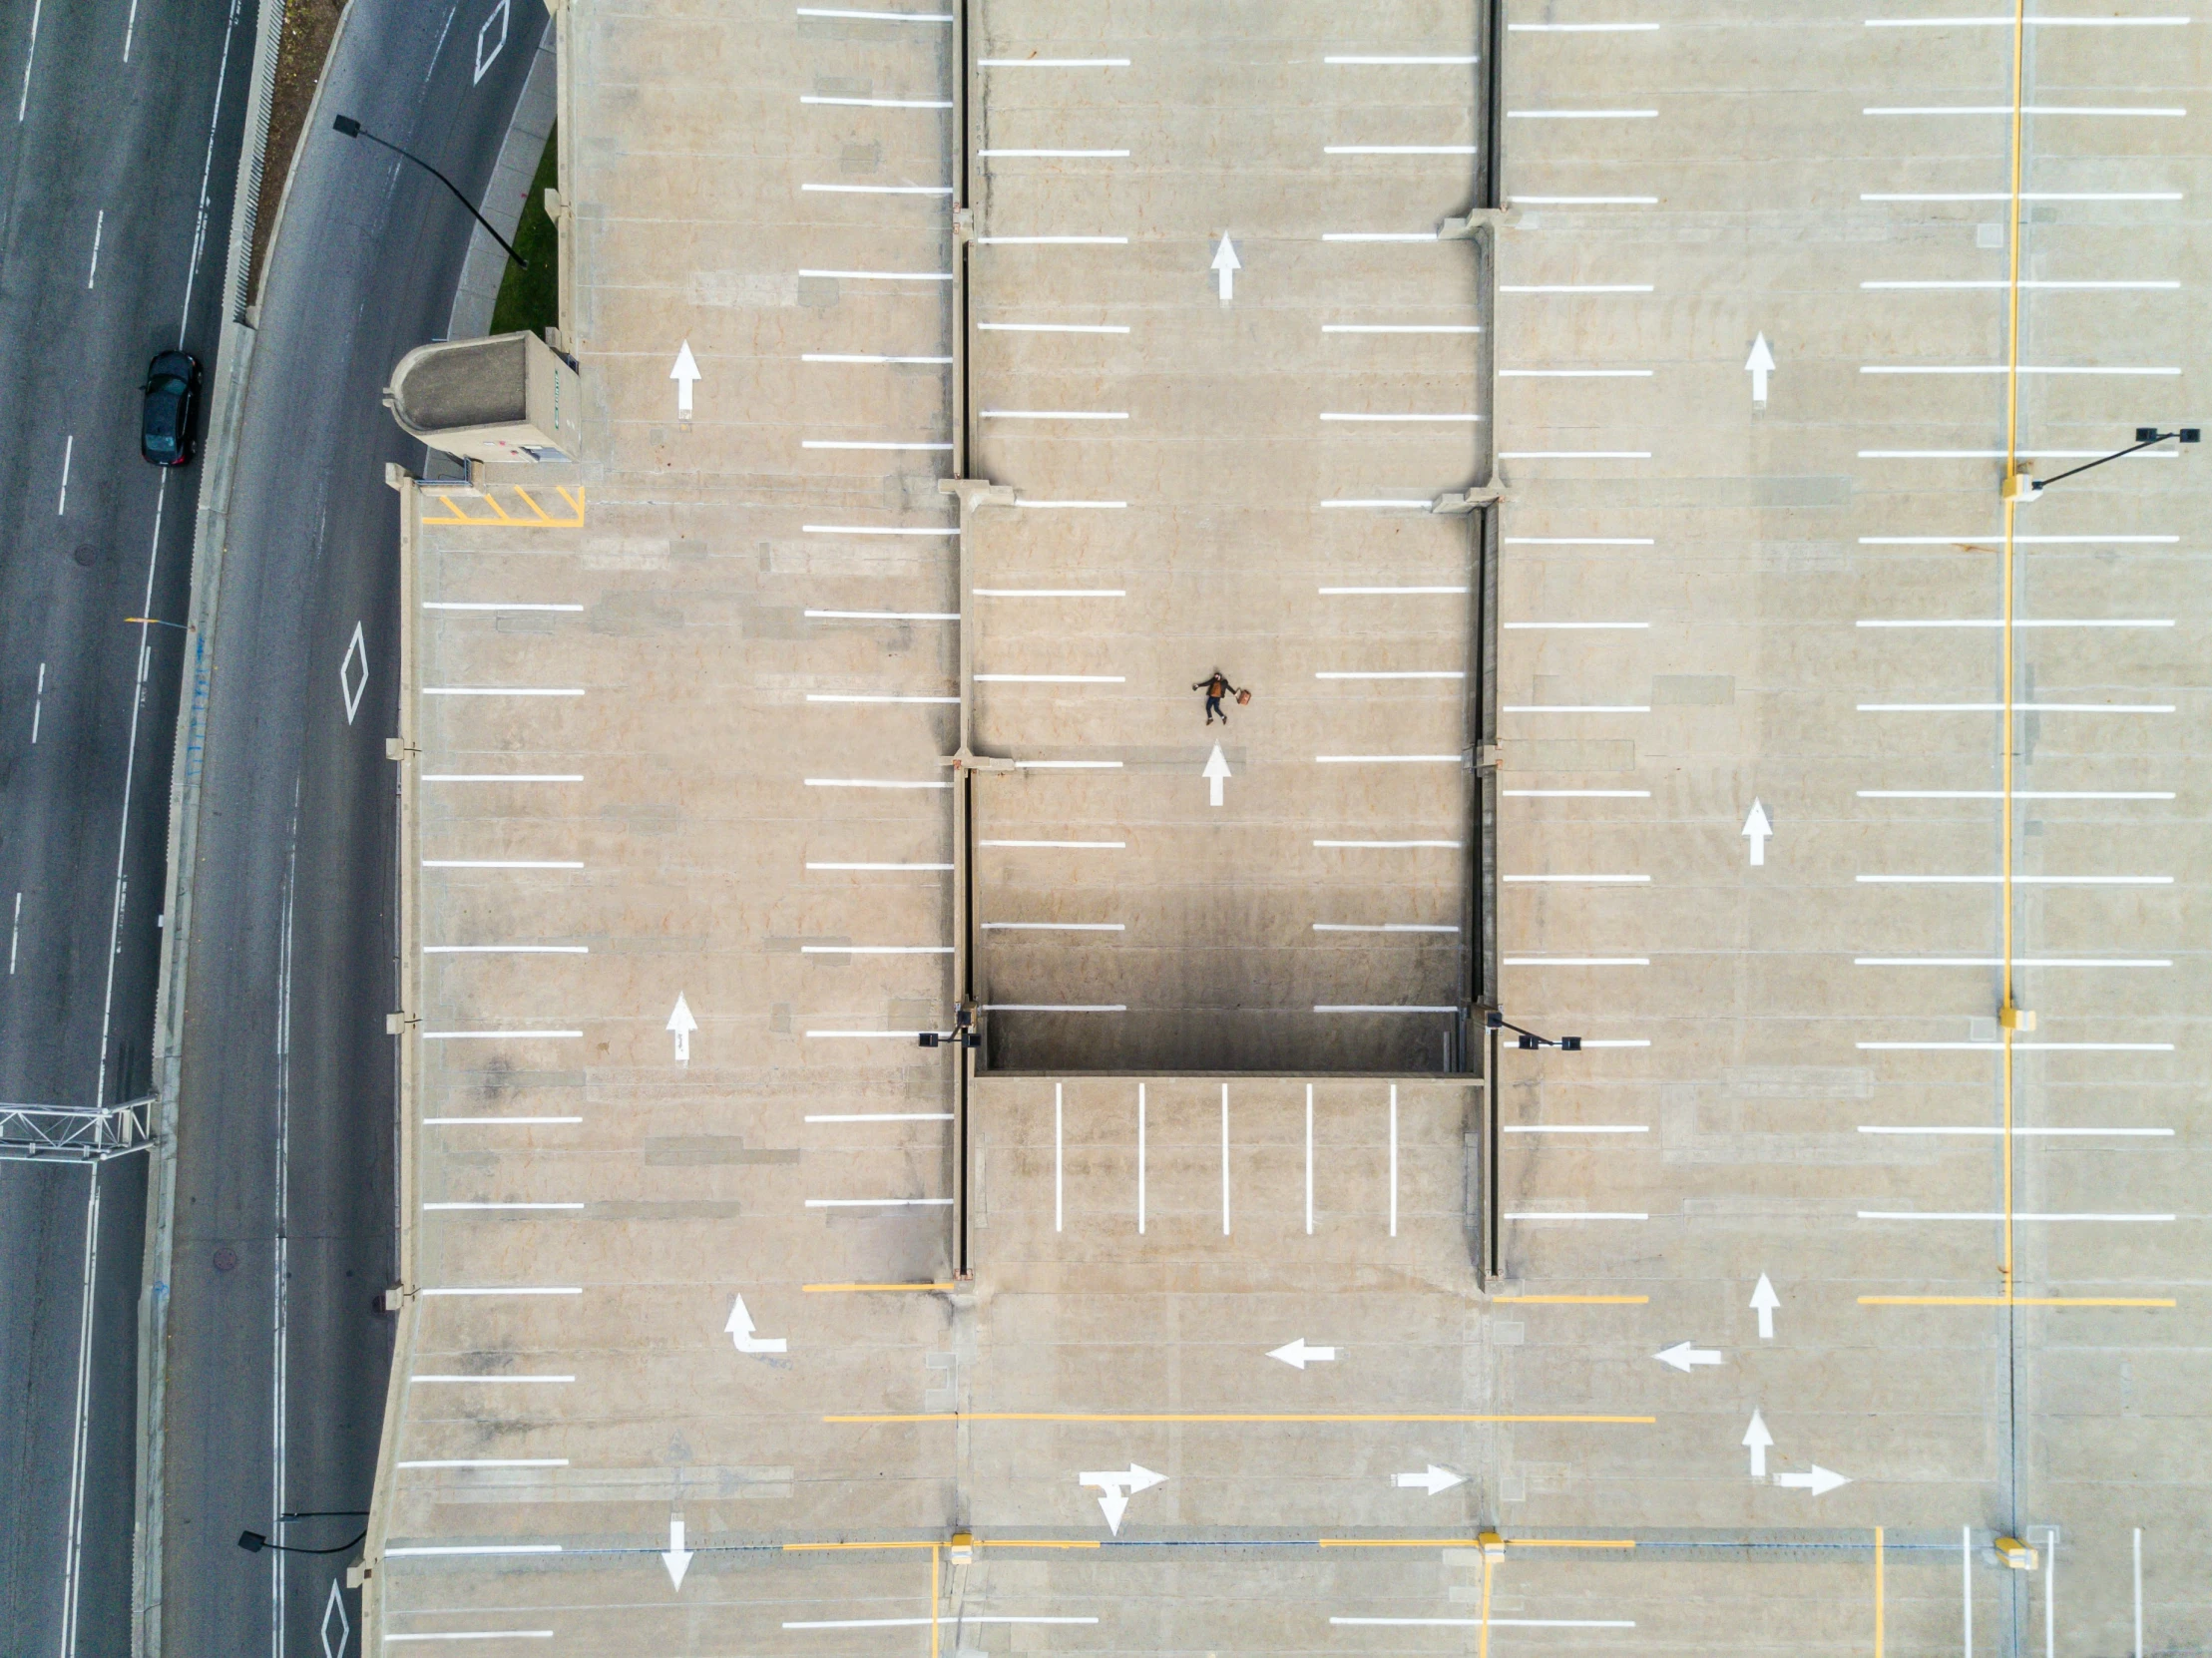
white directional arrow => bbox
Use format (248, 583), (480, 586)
(1750, 1274), (1780, 1340)
(1741, 798), (1773, 867)
(1745, 332), (1775, 405)
(1775, 1464), (1852, 1497)
(1267, 1338), (1338, 1370)
(725, 1294), (786, 1355)
(1203, 743), (1232, 808)
(1742, 1410), (1773, 1479)
(1080, 1464), (1166, 1534)
(1394, 1463), (1467, 1496)
(670, 339), (701, 417)
(1211, 234), (1241, 302)
(662, 1516), (694, 1587)
(1654, 1341), (1723, 1373)
(667, 993), (697, 1064)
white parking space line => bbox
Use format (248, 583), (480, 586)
(803, 440), (956, 451)
(1505, 1212), (1649, 1223)
(799, 95), (953, 109)
(1504, 789), (1651, 798)
(1315, 839), (1463, 847)
(1503, 874), (1649, 883)
(979, 148), (1131, 158)
(422, 945), (589, 955)
(795, 5), (950, 19)
(800, 945), (954, 954)
(805, 693), (961, 704)
(802, 353), (955, 365)
(805, 1197), (955, 1208)
(807, 861), (955, 870)
(805, 610), (960, 622)
(977, 588), (1125, 598)
(804, 183), (953, 196)
(807, 1111), (954, 1122)
(981, 839), (1124, 849)
(981, 322), (1130, 334)
(1324, 323), (1482, 334)
(423, 602), (584, 613)
(1505, 1125), (1649, 1134)
(1321, 585), (1469, 595)
(422, 860), (584, 869)
(799, 267), (955, 282)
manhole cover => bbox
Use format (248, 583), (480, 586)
(213, 1247), (237, 1273)
(71, 544), (95, 567)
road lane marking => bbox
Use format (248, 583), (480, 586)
(7, 893), (16, 973)
(800, 267), (954, 281)
(86, 208), (102, 286)
(57, 433), (71, 514)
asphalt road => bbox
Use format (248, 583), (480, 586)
(152, 2), (544, 1652)
(0, 0), (252, 1650)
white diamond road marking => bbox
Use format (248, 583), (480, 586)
(340, 622), (369, 726)
(320, 1577), (351, 1658)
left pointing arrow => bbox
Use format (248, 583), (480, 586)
(670, 340), (701, 418)
(667, 994), (697, 1064)
(663, 1516), (694, 1587)
(1267, 1338), (1338, 1370)
(1654, 1341), (1723, 1373)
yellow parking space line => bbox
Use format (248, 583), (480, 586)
(420, 484), (587, 528)
(804, 1282), (957, 1293)
(1494, 1295), (1648, 1304)
(1862, 1295), (2175, 1308)
(929, 1545), (940, 1658)
(826, 1412), (1653, 1425)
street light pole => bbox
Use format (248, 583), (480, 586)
(2005, 426), (2197, 499)
(331, 115), (528, 271)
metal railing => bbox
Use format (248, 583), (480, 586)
(0, 1096), (155, 1162)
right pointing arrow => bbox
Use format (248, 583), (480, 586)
(1742, 1410), (1773, 1479)
(1394, 1463), (1467, 1496)
(1203, 743), (1232, 808)
(1775, 1464), (1852, 1497)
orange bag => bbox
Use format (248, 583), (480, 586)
(1235, 689), (1251, 705)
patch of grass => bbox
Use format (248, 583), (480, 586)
(491, 124), (560, 339)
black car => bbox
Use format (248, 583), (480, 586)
(140, 350), (200, 466)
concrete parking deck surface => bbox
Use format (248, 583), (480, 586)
(359, 0), (2209, 1653)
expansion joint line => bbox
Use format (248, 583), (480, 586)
(1999, 0), (2025, 1299)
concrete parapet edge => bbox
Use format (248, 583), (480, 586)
(354, 470), (422, 1646)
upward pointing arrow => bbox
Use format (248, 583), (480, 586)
(1211, 234), (1241, 302)
(670, 340), (701, 417)
(663, 1516), (694, 1587)
(1750, 1274), (1780, 1340)
(666, 993), (698, 1064)
(1741, 799), (1773, 867)
(1742, 1409), (1774, 1479)
(1203, 743), (1232, 807)
(1744, 332), (1775, 405)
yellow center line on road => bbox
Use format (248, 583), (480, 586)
(826, 1412), (1654, 1425)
